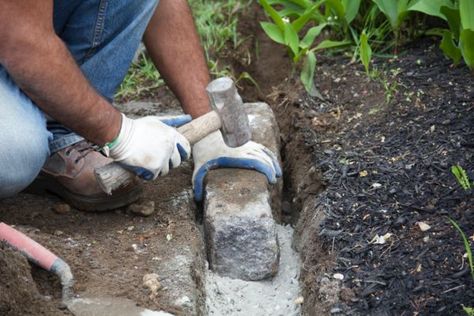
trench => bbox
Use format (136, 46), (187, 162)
(196, 4), (328, 314)
(198, 109), (309, 316)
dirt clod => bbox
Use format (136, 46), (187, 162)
(143, 273), (162, 298)
(52, 203), (71, 214)
(128, 200), (156, 217)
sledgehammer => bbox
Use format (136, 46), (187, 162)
(95, 77), (252, 194)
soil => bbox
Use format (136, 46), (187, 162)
(234, 5), (474, 315)
(0, 242), (66, 316)
(0, 154), (204, 315)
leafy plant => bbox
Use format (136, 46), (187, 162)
(359, 29), (372, 73)
(257, 0), (473, 94)
(258, 0), (350, 93)
(409, 0), (474, 70)
(451, 165), (472, 190)
(449, 218), (474, 280)
(372, 0), (412, 43)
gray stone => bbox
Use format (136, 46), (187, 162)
(204, 103), (282, 281)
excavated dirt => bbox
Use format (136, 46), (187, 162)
(0, 242), (66, 316)
(0, 107), (205, 316)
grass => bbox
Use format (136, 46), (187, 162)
(115, 51), (163, 100)
(116, 0), (250, 100)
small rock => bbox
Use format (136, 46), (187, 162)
(52, 203), (71, 214)
(143, 273), (161, 298)
(294, 296), (304, 304)
(330, 306), (342, 314)
(417, 222), (431, 232)
(175, 295), (192, 307)
(359, 170), (368, 177)
(128, 200), (155, 217)
(333, 273), (344, 280)
(54, 230), (64, 236)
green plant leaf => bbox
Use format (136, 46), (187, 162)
(313, 39), (351, 51)
(360, 30), (372, 73)
(300, 51), (317, 94)
(425, 27), (449, 37)
(463, 305), (474, 316)
(260, 22), (285, 44)
(460, 29), (474, 70)
(292, 1), (323, 32)
(408, 0), (452, 20)
(441, 5), (461, 40)
(451, 164), (472, 189)
(342, 0), (362, 24)
(300, 23), (327, 49)
(460, 0), (474, 31)
(449, 218), (474, 280)
(287, 0), (313, 9)
(373, 0), (399, 29)
(372, 0), (411, 30)
(325, 0), (345, 21)
(284, 22), (300, 56)
(440, 30), (462, 64)
(258, 0), (285, 30)
(236, 72), (261, 92)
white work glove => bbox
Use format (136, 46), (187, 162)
(107, 113), (191, 180)
(192, 130), (282, 201)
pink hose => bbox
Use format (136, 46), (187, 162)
(0, 222), (57, 270)
(0, 222), (74, 300)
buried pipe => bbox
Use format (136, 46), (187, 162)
(0, 222), (74, 302)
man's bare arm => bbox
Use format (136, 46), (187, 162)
(0, 0), (121, 146)
(144, 0), (211, 119)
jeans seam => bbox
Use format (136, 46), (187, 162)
(83, 0), (108, 63)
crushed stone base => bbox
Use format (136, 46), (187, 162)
(205, 225), (301, 316)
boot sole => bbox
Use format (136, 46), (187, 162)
(26, 177), (143, 212)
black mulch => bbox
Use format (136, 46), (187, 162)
(302, 39), (473, 315)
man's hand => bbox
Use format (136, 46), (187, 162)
(107, 114), (191, 180)
(192, 131), (282, 201)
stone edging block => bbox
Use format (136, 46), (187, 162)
(203, 102), (282, 281)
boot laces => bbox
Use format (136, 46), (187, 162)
(64, 141), (100, 164)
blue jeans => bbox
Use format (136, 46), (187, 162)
(0, 0), (159, 198)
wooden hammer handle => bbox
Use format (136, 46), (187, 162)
(95, 111), (222, 195)
(177, 110), (221, 143)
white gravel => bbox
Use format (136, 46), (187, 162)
(205, 225), (302, 316)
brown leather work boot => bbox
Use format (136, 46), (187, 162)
(29, 141), (142, 211)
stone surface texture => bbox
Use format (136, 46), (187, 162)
(204, 102), (282, 281)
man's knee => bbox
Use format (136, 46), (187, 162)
(0, 129), (50, 199)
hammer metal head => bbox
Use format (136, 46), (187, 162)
(206, 77), (251, 147)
